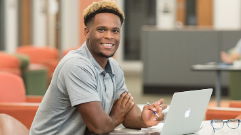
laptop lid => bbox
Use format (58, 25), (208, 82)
(161, 88), (213, 135)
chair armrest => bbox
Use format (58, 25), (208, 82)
(26, 96), (43, 103)
(229, 101), (241, 108)
(0, 68), (21, 76)
(206, 107), (241, 120)
(0, 102), (40, 129)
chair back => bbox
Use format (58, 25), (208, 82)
(0, 113), (29, 135)
(0, 52), (20, 68)
(0, 52), (21, 75)
(0, 72), (26, 102)
(16, 46), (58, 64)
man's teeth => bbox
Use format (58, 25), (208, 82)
(103, 44), (113, 47)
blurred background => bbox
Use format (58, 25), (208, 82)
(0, 0), (241, 104)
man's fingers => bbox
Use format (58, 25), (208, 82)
(125, 95), (134, 108)
(154, 116), (164, 121)
(153, 99), (164, 107)
(160, 104), (167, 110)
(153, 111), (165, 121)
(157, 105), (166, 117)
(144, 103), (157, 112)
(126, 99), (134, 110)
(117, 92), (128, 105)
(148, 99), (165, 111)
(121, 93), (132, 106)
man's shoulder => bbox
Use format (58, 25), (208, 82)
(59, 50), (95, 72)
(63, 49), (91, 63)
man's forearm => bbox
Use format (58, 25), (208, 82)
(122, 104), (147, 128)
(88, 115), (120, 133)
(78, 102), (122, 134)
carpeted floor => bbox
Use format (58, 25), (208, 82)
(124, 73), (231, 107)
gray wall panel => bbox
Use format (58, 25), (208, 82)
(221, 31), (241, 52)
(142, 29), (241, 88)
(145, 30), (219, 86)
(141, 30), (150, 84)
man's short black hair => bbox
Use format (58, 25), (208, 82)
(83, 0), (125, 27)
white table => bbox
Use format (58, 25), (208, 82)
(191, 63), (241, 107)
(110, 121), (241, 135)
(109, 104), (241, 134)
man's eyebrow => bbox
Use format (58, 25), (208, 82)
(112, 27), (120, 30)
(96, 26), (120, 29)
(96, 26), (107, 29)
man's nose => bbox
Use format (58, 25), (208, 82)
(104, 31), (113, 39)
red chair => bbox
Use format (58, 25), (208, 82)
(0, 52), (21, 76)
(16, 45), (60, 83)
(206, 101), (241, 120)
(0, 72), (42, 129)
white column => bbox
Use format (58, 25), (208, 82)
(213, 0), (241, 29)
(47, 0), (58, 48)
(4, 0), (18, 53)
(32, 0), (47, 47)
(60, 0), (80, 51)
(156, 0), (176, 29)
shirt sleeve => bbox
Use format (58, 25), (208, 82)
(61, 58), (101, 107)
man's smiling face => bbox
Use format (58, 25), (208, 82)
(85, 13), (121, 59)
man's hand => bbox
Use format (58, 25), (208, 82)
(221, 51), (232, 63)
(109, 92), (134, 126)
(141, 99), (167, 127)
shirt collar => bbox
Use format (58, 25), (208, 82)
(82, 42), (115, 77)
(105, 60), (114, 78)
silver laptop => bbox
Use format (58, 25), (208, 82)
(109, 88), (212, 135)
(160, 88), (213, 135)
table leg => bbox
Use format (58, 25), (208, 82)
(216, 70), (221, 107)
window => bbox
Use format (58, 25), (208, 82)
(185, 0), (196, 25)
(123, 0), (156, 60)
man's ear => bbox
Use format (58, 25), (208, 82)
(84, 27), (89, 39)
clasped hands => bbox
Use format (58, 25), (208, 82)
(110, 92), (167, 128)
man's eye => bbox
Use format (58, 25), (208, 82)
(98, 29), (105, 32)
(113, 30), (119, 33)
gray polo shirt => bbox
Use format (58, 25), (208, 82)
(30, 42), (128, 135)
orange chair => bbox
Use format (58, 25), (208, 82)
(0, 72), (42, 129)
(0, 113), (29, 135)
(0, 52), (21, 76)
(206, 101), (241, 120)
(229, 101), (241, 108)
(16, 45), (60, 82)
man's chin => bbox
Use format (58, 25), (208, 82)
(100, 53), (115, 58)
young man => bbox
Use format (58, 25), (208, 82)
(30, 0), (167, 134)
